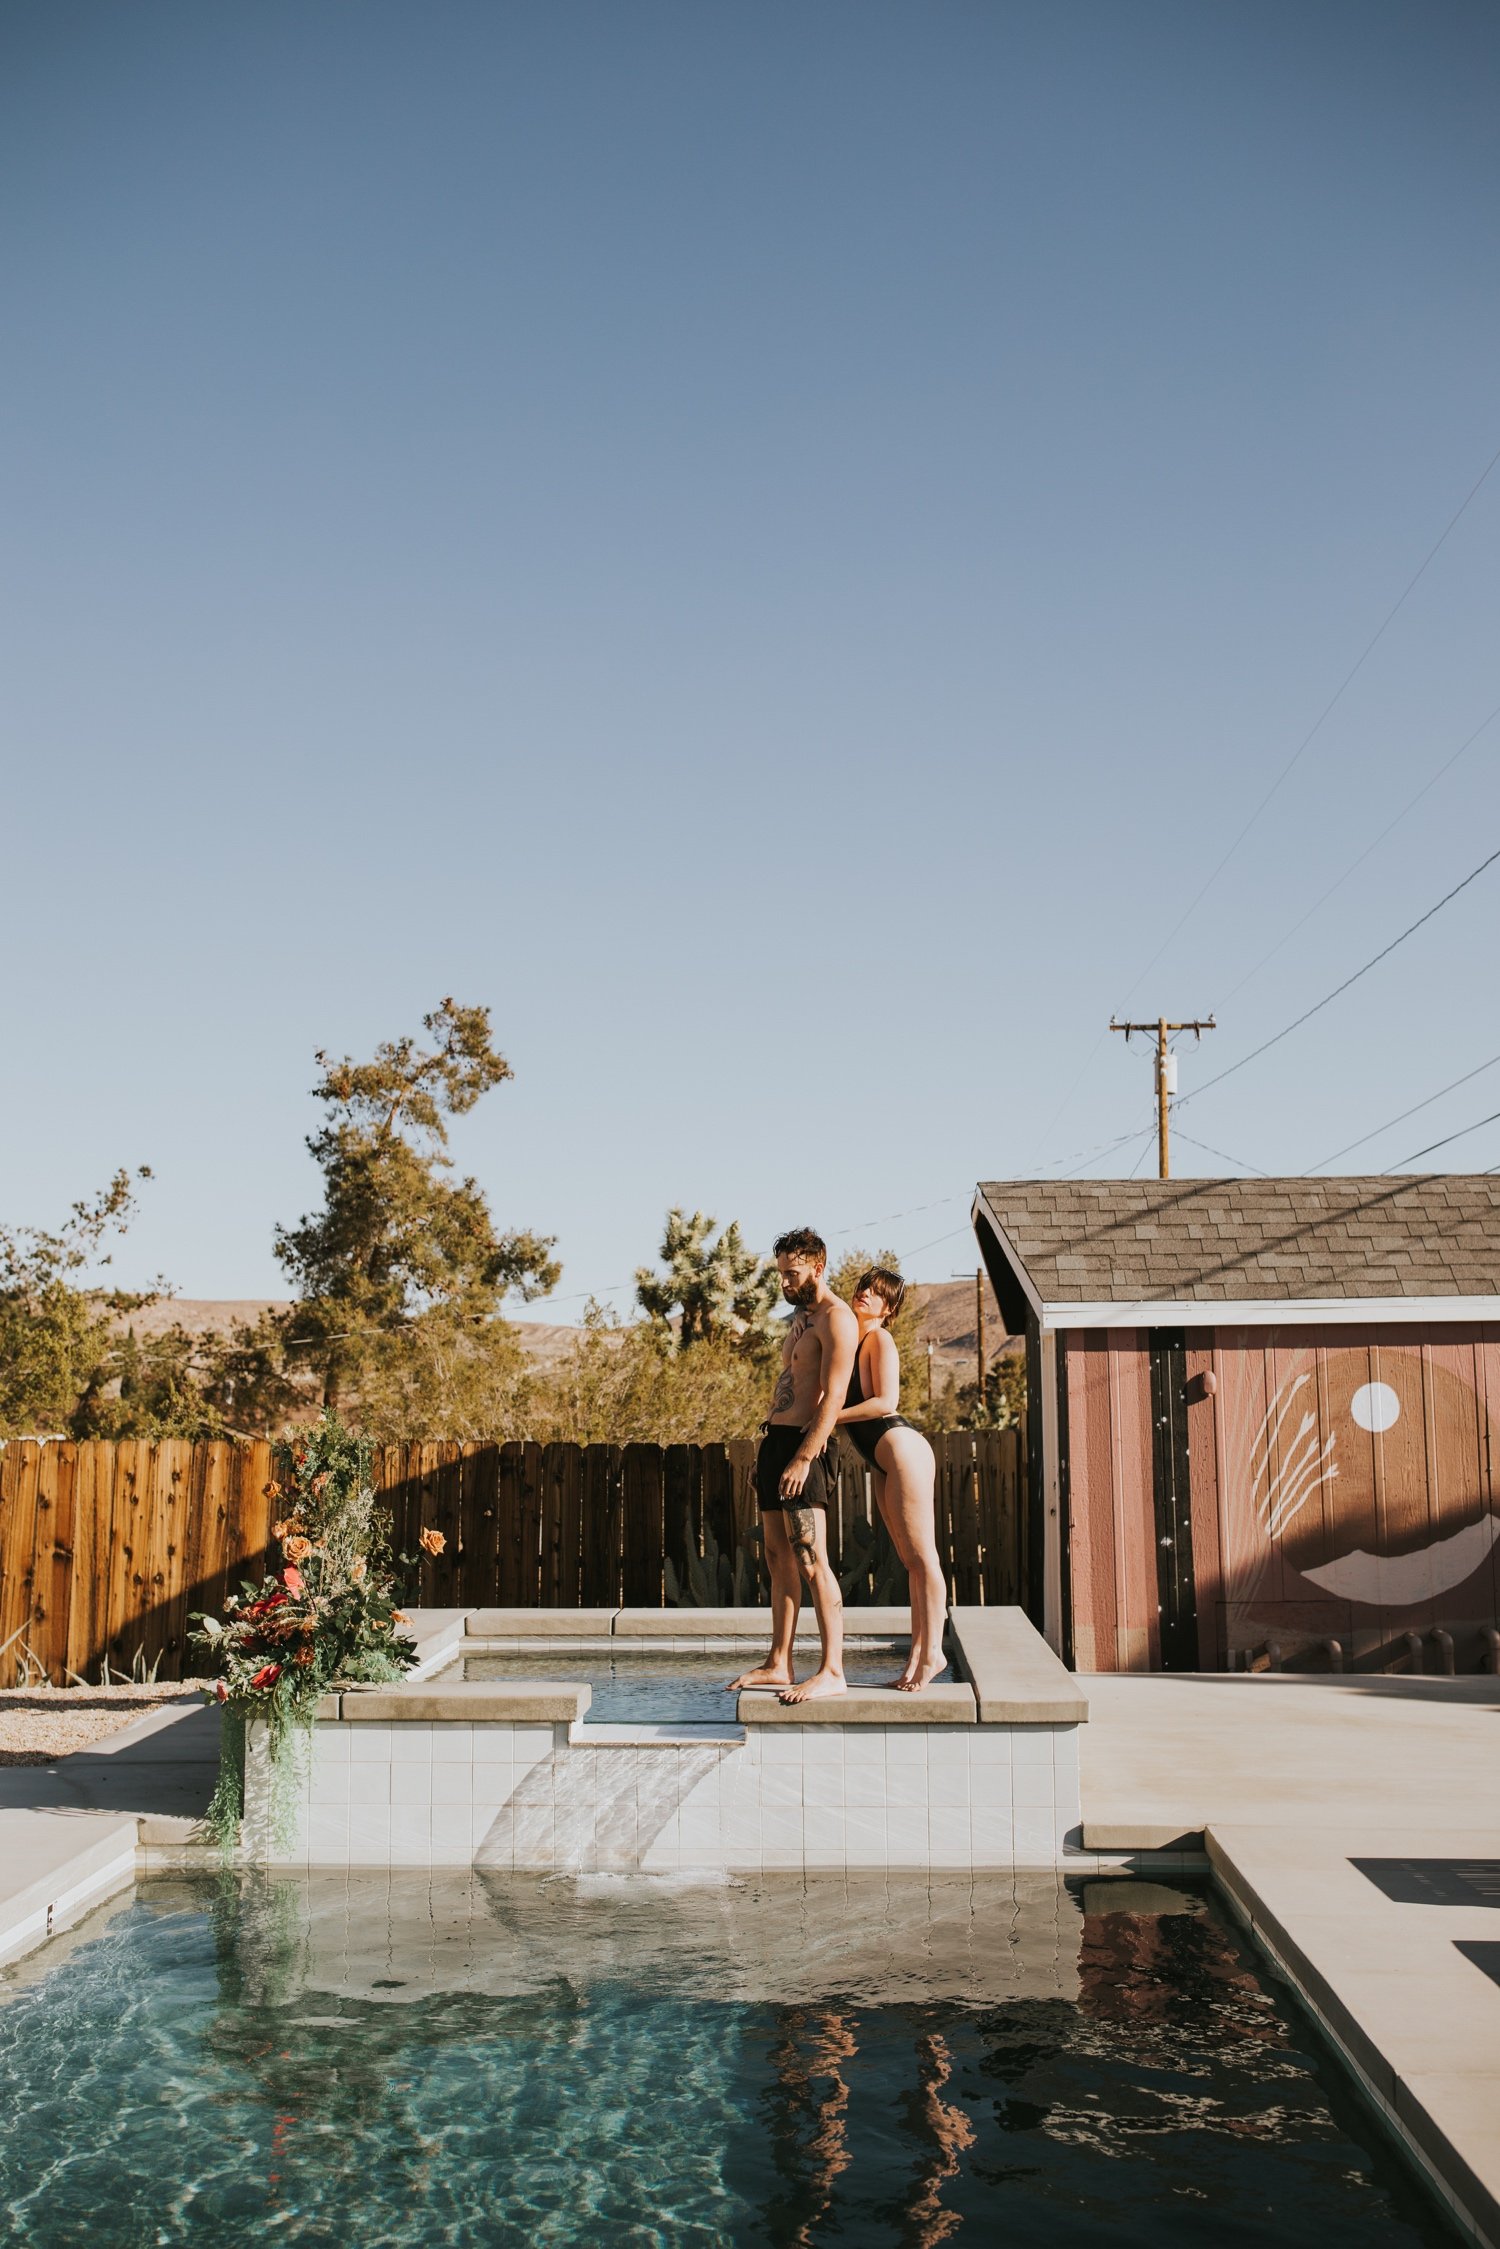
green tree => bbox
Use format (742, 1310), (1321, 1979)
(0, 1170), (156, 1437)
(933, 1348), (1028, 1431)
(525, 1299), (770, 1444)
(275, 999), (559, 1412)
(634, 1209), (780, 1349)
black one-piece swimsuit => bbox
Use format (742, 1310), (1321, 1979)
(844, 1338), (915, 1466)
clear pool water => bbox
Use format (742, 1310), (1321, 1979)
(0, 1871), (1455, 2246)
(457, 1646), (949, 1723)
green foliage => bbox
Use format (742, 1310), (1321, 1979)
(80, 1321), (231, 1440)
(523, 1300), (770, 1444)
(191, 1411), (419, 1850)
(274, 999), (559, 1411)
(635, 1209), (780, 1349)
(0, 1168), (212, 1440)
(929, 1348), (1028, 1431)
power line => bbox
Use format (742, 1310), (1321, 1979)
(1179, 839), (1500, 1107)
(1308, 1049), (1500, 1171)
(1173, 1129), (1269, 1176)
(1389, 1107), (1500, 1170)
(1219, 697), (1500, 1007)
(1115, 433), (1500, 1012)
(1030, 435), (1500, 1166)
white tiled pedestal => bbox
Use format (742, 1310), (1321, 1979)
(248, 1716), (1082, 1871)
(244, 1606), (1087, 1873)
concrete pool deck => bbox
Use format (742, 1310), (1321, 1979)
(1, 1644), (1499, 2240)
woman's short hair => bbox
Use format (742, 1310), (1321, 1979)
(854, 1266), (907, 1318)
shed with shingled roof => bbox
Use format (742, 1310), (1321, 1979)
(970, 1177), (1500, 1679)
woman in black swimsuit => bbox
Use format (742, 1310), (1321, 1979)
(837, 1267), (948, 1691)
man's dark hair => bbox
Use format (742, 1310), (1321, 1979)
(855, 1266), (907, 1319)
(773, 1226), (827, 1263)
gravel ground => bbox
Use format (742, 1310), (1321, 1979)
(0, 1685), (212, 1765)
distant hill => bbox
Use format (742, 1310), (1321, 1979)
(123, 1278), (1017, 1390)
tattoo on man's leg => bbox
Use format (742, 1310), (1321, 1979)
(786, 1505), (819, 1558)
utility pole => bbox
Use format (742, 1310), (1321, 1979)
(1109, 1016), (1215, 1178)
(952, 1271), (986, 1406)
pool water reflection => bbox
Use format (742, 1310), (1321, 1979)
(0, 1871), (1456, 2246)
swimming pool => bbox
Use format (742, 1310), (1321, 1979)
(0, 1871), (1455, 2246)
(454, 1645), (950, 1724)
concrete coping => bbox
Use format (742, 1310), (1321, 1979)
(333, 1681), (591, 1724)
(739, 1683), (977, 1725)
(948, 1606), (1090, 1725)
(460, 1607), (910, 1640)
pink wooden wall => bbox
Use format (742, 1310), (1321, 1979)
(1063, 1324), (1500, 1672)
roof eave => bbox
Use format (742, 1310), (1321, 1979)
(1037, 1293), (1500, 1332)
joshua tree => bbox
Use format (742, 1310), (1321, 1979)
(635, 1209), (780, 1350)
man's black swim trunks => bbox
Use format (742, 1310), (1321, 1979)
(755, 1422), (835, 1511)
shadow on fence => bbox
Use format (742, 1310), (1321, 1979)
(0, 1429), (1024, 1684)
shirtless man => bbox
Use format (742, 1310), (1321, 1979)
(729, 1227), (858, 1704)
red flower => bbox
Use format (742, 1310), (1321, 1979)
(282, 1566), (304, 1596)
(214, 1679), (228, 1703)
(248, 1663), (282, 1691)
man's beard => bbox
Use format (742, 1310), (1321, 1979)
(783, 1278), (818, 1306)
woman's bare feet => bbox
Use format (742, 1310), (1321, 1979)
(728, 1663), (794, 1690)
(778, 1668), (846, 1703)
(895, 1659), (945, 1693)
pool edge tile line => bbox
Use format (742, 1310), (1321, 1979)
(1208, 1823), (1500, 2249)
(0, 1811), (141, 1971)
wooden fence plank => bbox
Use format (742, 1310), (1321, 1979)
(540, 1443), (581, 1607)
(620, 1444), (664, 1606)
(726, 1439), (763, 1604)
(701, 1445), (735, 1604)
(37, 1441), (76, 1685)
(662, 1443), (698, 1602)
(458, 1444), (499, 1606)
(0, 1443), (42, 1684)
(580, 1444), (620, 1606)
(950, 1436), (983, 1606)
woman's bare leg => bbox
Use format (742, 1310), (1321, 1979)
(871, 1464), (919, 1688)
(874, 1430), (947, 1689)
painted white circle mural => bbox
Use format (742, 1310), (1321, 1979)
(1350, 1380), (1401, 1434)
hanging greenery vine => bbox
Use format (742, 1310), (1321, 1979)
(191, 1412), (441, 1853)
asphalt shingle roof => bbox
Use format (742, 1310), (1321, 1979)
(973, 1176), (1500, 1305)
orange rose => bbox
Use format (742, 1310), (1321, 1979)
(283, 1535), (313, 1563)
(392, 1610), (409, 1625)
(418, 1528), (446, 1557)
(351, 1557), (367, 1584)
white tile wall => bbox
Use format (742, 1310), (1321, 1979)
(251, 1718), (1083, 1871)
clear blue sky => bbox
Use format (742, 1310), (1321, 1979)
(3, 0), (1497, 1313)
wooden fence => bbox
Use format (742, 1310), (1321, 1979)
(0, 1429), (1025, 1685)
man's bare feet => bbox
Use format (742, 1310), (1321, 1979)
(728, 1664), (794, 1690)
(777, 1668), (846, 1703)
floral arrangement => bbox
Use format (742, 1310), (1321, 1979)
(191, 1411), (445, 1850)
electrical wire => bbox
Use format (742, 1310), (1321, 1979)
(1030, 437), (1500, 1166)
(1177, 839), (1500, 1108)
(1172, 1129), (1269, 1175)
(1115, 434), (1500, 1012)
(1219, 698), (1500, 1007)
(1389, 1107), (1500, 1169)
(1308, 1049), (1500, 1171)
